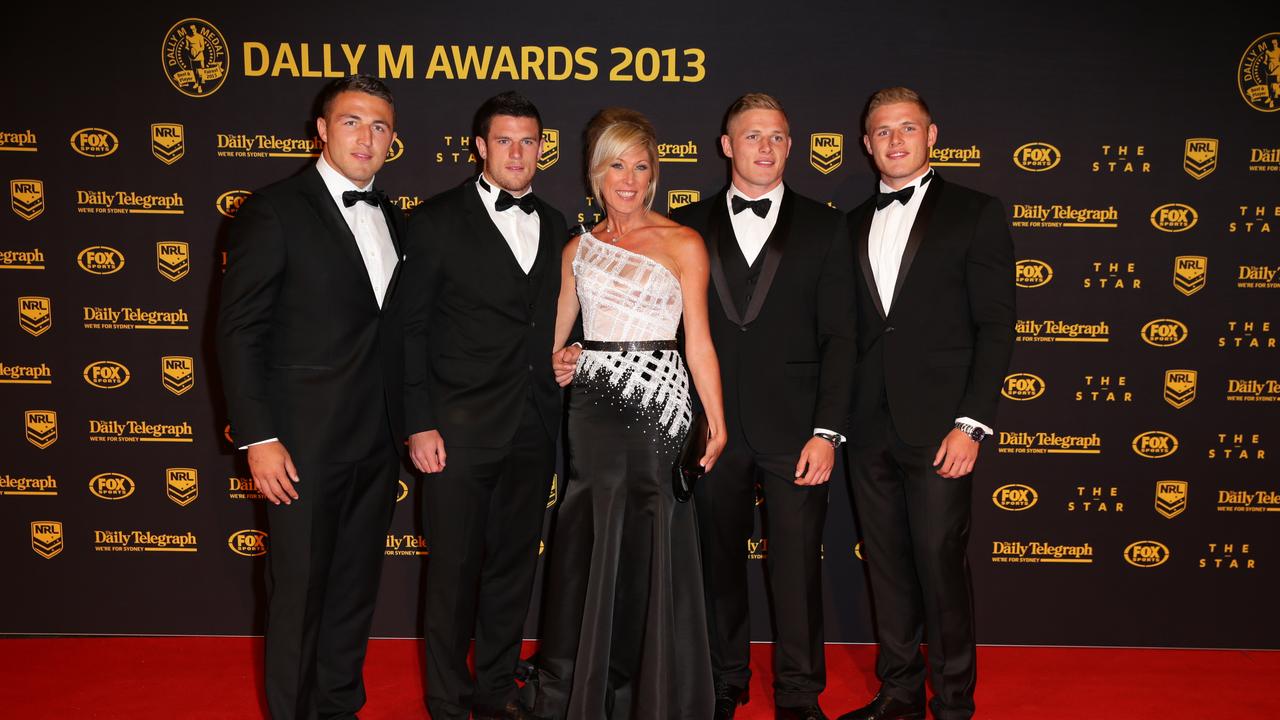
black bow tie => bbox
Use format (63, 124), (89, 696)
(495, 190), (537, 214)
(342, 189), (384, 208)
(875, 172), (934, 210)
(731, 195), (772, 218)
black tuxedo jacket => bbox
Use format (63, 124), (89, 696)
(217, 166), (407, 462)
(846, 174), (1015, 447)
(402, 179), (567, 447)
(672, 185), (856, 454)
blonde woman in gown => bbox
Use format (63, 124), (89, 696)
(533, 110), (727, 719)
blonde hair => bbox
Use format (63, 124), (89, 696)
(586, 108), (659, 210)
(723, 92), (787, 134)
(864, 87), (932, 131)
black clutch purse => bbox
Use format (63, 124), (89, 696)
(673, 411), (709, 503)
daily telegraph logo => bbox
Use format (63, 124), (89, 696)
(1016, 320), (1109, 343)
(538, 129), (559, 170)
(929, 145), (982, 167)
(18, 296), (51, 336)
(1174, 256), (1207, 296)
(157, 242), (190, 281)
(161, 356), (195, 396)
(0, 130), (38, 153)
(1150, 203), (1197, 232)
(1164, 370), (1197, 409)
(87, 419), (194, 444)
(216, 133), (321, 158)
(1155, 481), (1188, 519)
(0, 474), (57, 496)
(1010, 204), (1117, 228)
(216, 190), (251, 218)
(1013, 142), (1061, 172)
(386, 533), (429, 557)
(0, 363), (51, 385)
(658, 141), (697, 164)
(1141, 318), (1188, 347)
(166, 468), (198, 507)
(10, 179), (44, 221)
(1015, 259), (1053, 288)
(94, 530), (198, 553)
(83, 361), (130, 390)
(228, 476), (264, 500)
(1238, 33), (1280, 112)
(152, 124), (184, 164)
(31, 521), (63, 559)
(991, 540), (1093, 564)
(992, 483), (1038, 511)
(809, 133), (843, 175)
(162, 19), (228, 98)
(76, 190), (184, 215)
(1002, 373), (1045, 401)
(1218, 489), (1280, 513)
(0, 248), (45, 270)
(83, 306), (189, 331)
(89, 472), (135, 500)
(77, 246), (125, 275)
(1227, 377), (1280, 402)
(667, 190), (700, 212)
(1238, 265), (1280, 289)
(1132, 430), (1178, 459)
(69, 128), (118, 158)
(1124, 540), (1170, 568)
(25, 410), (57, 449)
(1184, 138), (1218, 179)
(998, 431), (1101, 454)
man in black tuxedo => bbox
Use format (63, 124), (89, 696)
(671, 93), (856, 720)
(836, 87), (1014, 720)
(217, 74), (405, 719)
(403, 91), (567, 720)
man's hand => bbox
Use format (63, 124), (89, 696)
(794, 436), (836, 486)
(552, 345), (582, 387)
(247, 440), (300, 505)
(933, 428), (980, 478)
(408, 430), (447, 473)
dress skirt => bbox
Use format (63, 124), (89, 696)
(534, 348), (713, 719)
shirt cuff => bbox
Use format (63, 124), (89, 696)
(239, 437), (279, 451)
(955, 417), (993, 436)
(814, 427), (846, 443)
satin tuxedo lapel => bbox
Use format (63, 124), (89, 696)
(890, 175), (942, 310)
(526, 199), (553, 283)
(300, 169), (401, 311)
(854, 204), (885, 320)
(378, 198), (405, 306)
(463, 180), (530, 278)
(705, 187), (794, 327)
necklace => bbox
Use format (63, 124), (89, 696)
(603, 223), (629, 243)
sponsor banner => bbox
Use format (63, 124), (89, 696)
(69, 128), (119, 158)
(1002, 373), (1045, 401)
(0, 248), (46, 270)
(667, 189), (699, 212)
(992, 540), (1093, 564)
(1217, 490), (1280, 513)
(166, 468), (199, 506)
(929, 145), (982, 167)
(1184, 138), (1218, 179)
(152, 123), (184, 164)
(1013, 142), (1060, 172)
(1238, 33), (1280, 112)
(83, 306), (189, 331)
(1150, 203), (1197, 232)
(163, 19), (229, 97)
(1199, 543), (1255, 570)
(161, 356), (195, 395)
(0, 474), (58, 496)
(1174, 256), (1207, 296)
(1155, 481), (1188, 519)
(32, 521), (63, 559)
(1237, 264), (1280, 289)
(1209, 433), (1265, 461)
(1219, 321), (1276, 349)
(537, 128), (559, 170)
(157, 242), (190, 281)
(657, 140), (697, 164)
(76, 190), (184, 215)
(1091, 144), (1149, 173)
(93, 531), (199, 553)
(1015, 259), (1052, 288)
(227, 476), (265, 501)
(1164, 370), (1197, 408)
(216, 190), (251, 218)
(992, 483), (1038, 511)
(18, 297), (51, 336)
(216, 132), (321, 158)
(0, 363), (52, 385)
(747, 537), (768, 560)
(77, 246), (126, 275)
(1017, 320), (1109, 343)
(386, 533), (429, 556)
(1249, 147), (1280, 172)
(82, 361), (130, 390)
(88, 472), (134, 501)
(998, 431), (1101, 455)
(1141, 319), (1188, 348)
(809, 133), (842, 174)
(228, 530), (268, 557)
(1011, 204), (1117, 228)
(87, 419), (194, 444)
(0, 130), (38, 152)
(1226, 378), (1280, 402)
(1124, 540), (1170, 568)
(25, 410), (57, 449)
(1132, 431), (1178, 459)
(10, 180), (44, 221)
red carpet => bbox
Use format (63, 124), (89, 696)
(1, 637), (1276, 718)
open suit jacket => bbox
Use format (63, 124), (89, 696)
(218, 166), (406, 461)
(846, 173), (1015, 446)
(671, 184), (856, 451)
(402, 179), (567, 445)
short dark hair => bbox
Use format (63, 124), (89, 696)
(318, 74), (395, 120)
(473, 91), (542, 140)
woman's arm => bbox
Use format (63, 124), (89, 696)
(551, 237), (583, 385)
(671, 226), (727, 471)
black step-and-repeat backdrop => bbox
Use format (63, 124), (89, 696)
(3, 3), (1277, 649)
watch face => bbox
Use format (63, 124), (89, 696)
(969, 428), (985, 441)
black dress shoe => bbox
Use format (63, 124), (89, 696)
(473, 700), (546, 720)
(835, 691), (925, 720)
(776, 704), (829, 720)
(713, 683), (749, 720)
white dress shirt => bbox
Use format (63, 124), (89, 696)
(725, 181), (786, 265)
(315, 154), (398, 308)
(869, 169), (991, 436)
(477, 173), (540, 274)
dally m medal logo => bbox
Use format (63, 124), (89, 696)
(1155, 481), (1188, 519)
(161, 356), (195, 396)
(10, 179), (44, 221)
(1238, 33), (1280, 112)
(1173, 256), (1207, 296)
(538, 129), (559, 171)
(1163, 369), (1197, 409)
(667, 190), (700, 212)
(1183, 138), (1217, 179)
(166, 468), (199, 506)
(25, 410), (57, 449)
(18, 296), (51, 337)
(152, 123), (185, 164)
(162, 19), (228, 98)
(809, 133), (843, 175)
(157, 242), (190, 282)
(31, 521), (63, 559)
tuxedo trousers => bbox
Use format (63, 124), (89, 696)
(421, 396), (555, 719)
(847, 401), (976, 720)
(694, 421), (829, 707)
(263, 442), (400, 720)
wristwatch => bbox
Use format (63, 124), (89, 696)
(814, 431), (843, 449)
(955, 421), (988, 442)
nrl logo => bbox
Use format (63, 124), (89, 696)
(31, 521), (63, 559)
(152, 123), (185, 164)
(1155, 480), (1188, 519)
(25, 410), (57, 449)
(161, 356), (195, 396)
(809, 133), (843, 175)
(1183, 138), (1217, 179)
(162, 18), (228, 98)
(18, 296), (52, 337)
(10, 179), (44, 221)
(157, 241), (190, 282)
(1173, 255), (1207, 296)
(166, 468), (199, 507)
(1163, 369), (1197, 409)
(667, 190), (700, 212)
(538, 129), (559, 171)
